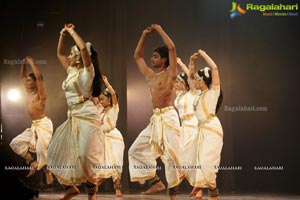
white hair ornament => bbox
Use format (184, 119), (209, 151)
(204, 67), (210, 78)
(86, 42), (92, 56)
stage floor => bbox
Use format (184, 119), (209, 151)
(35, 193), (300, 200)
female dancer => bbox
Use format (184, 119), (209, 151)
(183, 50), (223, 200)
(175, 58), (198, 174)
(47, 24), (108, 200)
(97, 75), (125, 197)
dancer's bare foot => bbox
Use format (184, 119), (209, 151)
(114, 181), (123, 197)
(115, 189), (122, 197)
(88, 193), (97, 200)
(141, 180), (166, 195)
(59, 186), (80, 200)
(189, 187), (202, 197)
(27, 161), (38, 177)
(195, 189), (203, 200)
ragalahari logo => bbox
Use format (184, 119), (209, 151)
(229, 2), (247, 19)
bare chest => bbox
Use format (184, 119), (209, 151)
(28, 94), (41, 106)
(148, 73), (174, 97)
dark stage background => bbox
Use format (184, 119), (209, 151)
(0, 0), (299, 196)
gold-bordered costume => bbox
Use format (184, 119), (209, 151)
(128, 106), (181, 188)
(47, 65), (108, 185)
(99, 104), (125, 181)
(10, 116), (53, 170)
(174, 91), (198, 168)
(183, 86), (223, 188)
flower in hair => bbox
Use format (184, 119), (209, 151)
(204, 67), (210, 78)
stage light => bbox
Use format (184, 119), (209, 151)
(7, 89), (21, 102)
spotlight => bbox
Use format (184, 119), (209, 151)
(7, 89), (21, 102)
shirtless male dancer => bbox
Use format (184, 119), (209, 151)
(10, 56), (54, 185)
(129, 24), (181, 200)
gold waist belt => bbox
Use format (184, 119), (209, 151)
(153, 106), (174, 115)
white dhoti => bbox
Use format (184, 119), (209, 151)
(9, 116), (53, 170)
(128, 106), (181, 188)
(47, 100), (109, 185)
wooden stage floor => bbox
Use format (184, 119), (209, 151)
(35, 193), (300, 200)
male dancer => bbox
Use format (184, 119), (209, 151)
(129, 24), (181, 200)
(10, 56), (53, 184)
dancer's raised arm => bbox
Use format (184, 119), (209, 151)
(134, 26), (154, 79)
(26, 56), (46, 100)
(65, 23), (91, 68)
(199, 49), (220, 86)
(102, 75), (118, 106)
(57, 27), (68, 70)
(151, 24), (177, 78)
